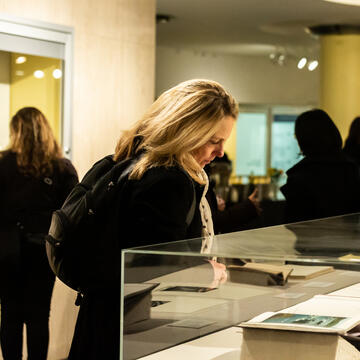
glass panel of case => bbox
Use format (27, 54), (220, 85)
(121, 213), (360, 359)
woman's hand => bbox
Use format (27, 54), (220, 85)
(207, 259), (227, 288)
(216, 195), (226, 211)
(248, 188), (262, 215)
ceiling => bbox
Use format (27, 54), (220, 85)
(156, 0), (360, 58)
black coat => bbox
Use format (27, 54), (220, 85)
(206, 183), (258, 234)
(343, 142), (360, 167)
(0, 150), (78, 288)
(280, 153), (360, 223)
(0, 151), (78, 233)
(69, 164), (205, 360)
(122, 166), (204, 247)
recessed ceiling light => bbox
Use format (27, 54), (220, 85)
(34, 70), (44, 79)
(53, 69), (62, 79)
(323, 0), (360, 6)
(15, 56), (26, 64)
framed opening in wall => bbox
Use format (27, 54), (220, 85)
(0, 14), (74, 158)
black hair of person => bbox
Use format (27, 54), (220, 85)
(295, 109), (342, 157)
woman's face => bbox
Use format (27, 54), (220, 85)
(192, 115), (235, 168)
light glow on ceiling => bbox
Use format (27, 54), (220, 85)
(323, 0), (360, 5)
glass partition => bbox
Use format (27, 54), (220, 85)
(121, 213), (360, 359)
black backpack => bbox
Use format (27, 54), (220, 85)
(45, 155), (135, 294)
(45, 155), (196, 295)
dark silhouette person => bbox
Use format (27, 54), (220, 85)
(205, 154), (261, 234)
(280, 108), (360, 223)
(0, 107), (78, 360)
(343, 116), (360, 166)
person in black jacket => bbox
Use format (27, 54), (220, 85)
(280, 108), (360, 223)
(68, 79), (239, 360)
(204, 156), (261, 234)
(343, 116), (360, 166)
(0, 107), (78, 360)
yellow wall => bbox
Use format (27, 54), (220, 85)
(320, 34), (360, 141)
(10, 53), (61, 142)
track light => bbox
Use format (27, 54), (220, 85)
(156, 14), (173, 24)
(297, 57), (307, 69)
(308, 60), (318, 71)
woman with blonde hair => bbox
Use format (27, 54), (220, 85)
(68, 79), (238, 359)
(0, 107), (78, 360)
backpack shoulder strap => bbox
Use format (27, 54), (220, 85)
(81, 155), (115, 189)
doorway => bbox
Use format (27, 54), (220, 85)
(0, 14), (73, 157)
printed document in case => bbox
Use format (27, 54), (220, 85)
(240, 294), (360, 335)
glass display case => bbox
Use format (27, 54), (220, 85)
(121, 213), (360, 360)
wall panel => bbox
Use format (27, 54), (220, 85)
(0, 0), (156, 176)
(0, 2), (155, 359)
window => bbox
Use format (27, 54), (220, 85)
(236, 112), (267, 175)
(271, 114), (301, 172)
(233, 105), (309, 177)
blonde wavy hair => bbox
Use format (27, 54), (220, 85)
(114, 79), (238, 183)
(5, 107), (63, 177)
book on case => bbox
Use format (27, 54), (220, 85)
(239, 327), (360, 360)
(239, 294), (360, 335)
(239, 288), (360, 359)
(284, 264), (334, 280)
(228, 262), (293, 286)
